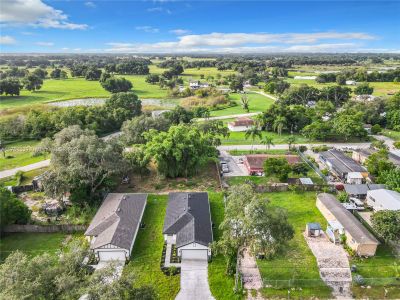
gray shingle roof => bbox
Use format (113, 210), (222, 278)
(85, 193), (147, 250)
(317, 193), (379, 245)
(320, 149), (366, 175)
(163, 192), (213, 248)
(344, 184), (369, 196)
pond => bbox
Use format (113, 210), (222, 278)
(48, 98), (177, 108)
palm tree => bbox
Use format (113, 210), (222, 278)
(287, 135), (297, 150)
(254, 113), (267, 130)
(273, 116), (286, 136)
(261, 136), (274, 151)
(240, 93), (250, 113)
(245, 126), (262, 152)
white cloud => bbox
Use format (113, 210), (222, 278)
(85, 2), (96, 8)
(0, 35), (16, 44)
(169, 29), (191, 35)
(147, 7), (171, 14)
(36, 41), (54, 46)
(0, 0), (88, 30)
(135, 26), (159, 33)
(105, 31), (379, 53)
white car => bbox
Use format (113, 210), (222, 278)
(221, 163), (229, 173)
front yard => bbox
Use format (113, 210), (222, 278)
(256, 191), (332, 299)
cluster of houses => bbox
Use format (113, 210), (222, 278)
(84, 192), (213, 263)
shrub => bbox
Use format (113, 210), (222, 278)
(337, 192), (349, 203)
(299, 145), (307, 152)
(371, 124), (382, 134)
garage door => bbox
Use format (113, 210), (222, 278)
(98, 251), (126, 261)
(181, 249), (208, 261)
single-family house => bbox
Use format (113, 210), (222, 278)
(189, 80), (209, 89)
(163, 192), (213, 261)
(316, 193), (379, 256)
(366, 189), (400, 211)
(227, 117), (255, 132)
(319, 149), (368, 180)
(85, 193), (147, 262)
(244, 154), (300, 175)
(353, 148), (400, 168)
(344, 183), (386, 199)
(346, 80), (357, 85)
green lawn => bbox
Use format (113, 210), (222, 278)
(221, 131), (311, 145)
(210, 92), (274, 117)
(208, 192), (243, 300)
(123, 195), (180, 300)
(0, 167), (48, 186)
(382, 129), (400, 141)
(257, 192), (332, 299)
(228, 149), (294, 156)
(0, 232), (68, 261)
(0, 140), (45, 171)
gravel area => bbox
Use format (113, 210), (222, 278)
(240, 248), (263, 290)
(304, 232), (352, 299)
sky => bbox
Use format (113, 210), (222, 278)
(0, 0), (399, 54)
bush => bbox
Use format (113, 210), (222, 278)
(299, 145), (307, 152)
(394, 141), (400, 149)
(337, 192), (349, 203)
(371, 124), (382, 134)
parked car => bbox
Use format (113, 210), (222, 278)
(349, 197), (365, 210)
(221, 163), (229, 173)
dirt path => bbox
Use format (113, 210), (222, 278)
(304, 232), (352, 299)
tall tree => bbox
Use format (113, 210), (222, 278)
(261, 135), (274, 150)
(240, 93), (250, 112)
(0, 187), (31, 230)
(371, 210), (400, 242)
(245, 126), (262, 151)
(355, 82), (374, 95)
(23, 74), (43, 91)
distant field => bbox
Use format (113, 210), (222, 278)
(0, 140), (43, 171)
(210, 92), (274, 117)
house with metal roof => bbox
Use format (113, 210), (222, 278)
(366, 189), (400, 211)
(227, 117), (255, 132)
(344, 183), (386, 199)
(163, 192), (213, 261)
(84, 193), (147, 262)
(316, 193), (379, 256)
(319, 149), (368, 180)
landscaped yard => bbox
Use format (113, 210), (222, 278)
(0, 140), (45, 171)
(0, 232), (70, 262)
(256, 191), (332, 299)
(382, 129), (400, 141)
(123, 195), (180, 300)
(208, 192), (243, 300)
(210, 92), (274, 117)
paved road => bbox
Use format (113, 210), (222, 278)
(175, 259), (214, 300)
(372, 134), (395, 150)
(218, 142), (372, 152)
(0, 159), (50, 180)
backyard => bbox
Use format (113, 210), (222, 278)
(0, 232), (71, 262)
(256, 191), (332, 299)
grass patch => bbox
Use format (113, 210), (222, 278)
(210, 92), (274, 117)
(0, 167), (48, 186)
(0, 140), (45, 171)
(382, 129), (400, 141)
(221, 131), (310, 145)
(257, 191), (332, 298)
(0, 232), (69, 262)
(208, 192), (243, 300)
(124, 195), (180, 300)
(228, 149), (295, 155)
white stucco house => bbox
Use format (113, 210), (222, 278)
(84, 193), (147, 262)
(227, 117), (255, 132)
(366, 189), (400, 211)
(189, 80), (209, 89)
(346, 80), (357, 85)
(163, 192), (213, 261)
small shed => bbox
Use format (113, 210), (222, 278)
(347, 172), (364, 184)
(300, 177), (314, 185)
(306, 222), (323, 237)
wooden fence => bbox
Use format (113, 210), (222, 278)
(2, 224), (87, 233)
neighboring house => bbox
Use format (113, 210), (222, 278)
(227, 117), (255, 132)
(363, 124), (372, 134)
(85, 193), (147, 262)
(151, 110), (170, 118)
(244, 154), (300, 176)
(344, 183), (386, 200)
(316, 193), (379, 256)
(346, 80), (357, 85)
(163, 192), (213, 261)
(189, 80), (209, 89)
(366, 189), (400, 211)
(319, 149), (368, 180)
(353, 148), (400, 168)
(347, 172), (364, 184)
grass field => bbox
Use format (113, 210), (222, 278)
(208, 192), (243, 300)
(0, 167), (48, 186)
(0, 232), (69, 261)
(210, 92), (274, 117)
(221, 131), (311, 145)
(257, 192), (332, 299)
(124, 195), (180, 300)
(0, 140), (44, 171)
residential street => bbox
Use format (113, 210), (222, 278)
(0, 159), (50, 180)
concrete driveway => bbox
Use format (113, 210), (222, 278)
(175, 259), (215, 300)
(219, 151), (247, 177)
